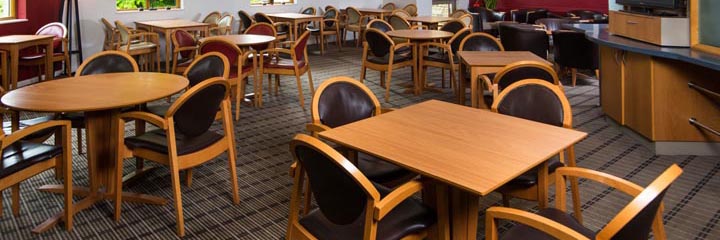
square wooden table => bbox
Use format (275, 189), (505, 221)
(319, 100), (586, 240)
(407, 16), (456, 30)
(457, 51), (552, 108)
(0, 35), (55, 90)
(267, 13), (323, 41)
(135, 19), (210, 73)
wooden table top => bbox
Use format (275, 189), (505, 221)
(407, 16), (456, 24)
(319, 100), (587, 196)
(1, 72), (188, 112)
(458, 51), (552, 67)
(0, 35), (54, 44)
(201, 34), (276, 46)
(266, 13), (321, 19)
(135, 19), (209, 29)
(386, 30), (453, 40)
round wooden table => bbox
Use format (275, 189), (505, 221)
(200, 34), (276, 47)
(1, 72), (188, 230)
(386, 30), (454, 95)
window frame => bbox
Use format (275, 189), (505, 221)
(250, 0), (296, 6)
(0, 0), (16, 20)
(116, 0), (182, 12)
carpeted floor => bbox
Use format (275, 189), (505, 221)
(1, 44), (719, 240)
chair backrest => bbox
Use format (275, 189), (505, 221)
(459, 32), (504, 52)
(171, 29), (197, 59)
(245, 23), (277, 51)
(382, 2), (396, 10)
(290, 134), (379, 226)
(391, 9), (411, 19)
(552, 30), (599, 69)
(312, 77), (381, 128)
(478, 7), (505, 23)
(451, 9), (471, 18)
(440, 20), (466, 34)
(114, 21), (134, 45)
(202, 11), (222, 24)
(449, 28), (472, 55)
(493, 61), (559, 94)
(184, 52), (230, 87)
(567, 10), (602, 20)
(292, 31), (311, 62)
(215, 14), (234, 35)
(237, 10), (254, 32)
(364, 28), (394, 58)
(403, 4), (418, 17)
(36, 22), (67, 38)
(367, 19), (393, 33)
(199, 39), (242, 67)
(526, 10), (548, 25)
(300, 7), (316, 15)
(325, 5), (337, 12)
(457, 14), (473, 28)
(492, 79), (570, 128)
(75, 50), (139, 77)
(167, 78), (229, 138)
(324, 8), (338, 27)
(101, 18), (118, 50)
(254, 12), (274, 25)
(346, 7), (362, 25)
(535, 18), (572, 32)
(499, 23), (549, 59)
(388, 15), (411, 30)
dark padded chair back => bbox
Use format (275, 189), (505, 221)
(301, 7), (316, 15)
(535, 18), (572, 31)
(496, 65), (556, 92)
(611, 189), (668, 240)
(499, 24), (549, 59)
(173, 81), (227, 137)
(388, 15), (410, 30)
(450, 29), (471, 55)
(364, 29), (393, 58)
(293, 142), (369, 225)
(526, 10), (548, 25)
(78, 52), (137, 76)
(200, 40), (241, 67)
(509, 9), (528, 23)
(461, 33), (503, 52)
(238, 10), (253, 32)
(254, 13), (273, 24)
(567, 10), (601, 20)
(185, 54), (227, 87)
(368, 20), (393, 32)
(317, 82), (376, 128)
(495, 83), (565, 127)
(440, 20), (466, 34)
(553, 30), (598, 70)
(478, 7), (505, 23)
(173, 30), (197, 59)
(324, 9), (338, 27)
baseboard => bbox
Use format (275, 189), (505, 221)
(605, 116), (720, 156)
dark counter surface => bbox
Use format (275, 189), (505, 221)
(568, 24), (720, 72)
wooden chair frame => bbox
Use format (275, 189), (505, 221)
(485, 164), (682, 240)
(237, 10), (255, 34)
(259, 31), (314, 110)
(182, 52), (230, 81)
(382, 2), (396, 11)
(209, 14), (234, 36)
(360, 28), (416, 102)
(419, 28), (471, 91)
(0, 120), (73, 231)
(114, 78), (239, 237)
(491, 79), (577, 209)
(345, 7), (374, 48)
(457, 14), (474, 30)
(200, 38), (257, 120)
(458, 32), (504, 52)
(450, 9), (471, 18)
(101, 18), (120, 50)
(170, 29), (199, 75)
(477, 60), (560, 107)
(256, 12), (293, 41)
(310, 8), (342, 55)
(202, 11), (222, 27)
(403, 4), (418, 17)
(19, 22), (71, 80)
(287, 134), (438, 240)
(115, 21), (161, 72)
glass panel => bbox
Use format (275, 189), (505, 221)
(0, 0), (14, 19)
(250, 0), (295, 6)
(699, 0), (720, 47)
(149, 0), (178, 9)
(116, 0), (180, 11)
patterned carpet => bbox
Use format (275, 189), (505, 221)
(1, 44), (719, 240)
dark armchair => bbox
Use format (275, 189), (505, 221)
(499, 23), (550, 59)
(553, 30), (599, 86)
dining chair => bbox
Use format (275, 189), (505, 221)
(367, 19), (393, 32)
(200, 38), (257, 119)
(300, 6), (316, 15)
(245, 22), (278, 52)
(382, 2), (396, 11)
(499, 23), (550, 59)
(287, 134), (442, 240)
(115, 21), (160, 71)
(0, 118), (73, 231)
(259, 31), (314, 109)
(18, 22), (71, 80)
(115, 78), (239, 237)
(170, 29), (199, 75)
(480, 61), (560, 108)
(388, 14), (412, 30)
(360, 28), (415, 102)
(553, 30), (599, 86)
(490, 79), (577, 209)
(202, 11), (222, 27)
(101, 18), (120, 50)
(486, 164), (682, 240)
(476, 7), (506, 36)
(307, 7), (342, 55)
(526, 9), (549, 25)
(254, 12), (292, 42)
(535, 18), (573, 32)
(209, 14), (234, 36)
(237, 10), (255, 34)
(419, 28), (471, 90)
(457, 32), (504, 104)
(403, 3), (418, 17)
(391, 9), (411, 19)
(450, 9), (471, 18)
(439, 20), (467, 35)
(457, 14), (474, 30)
(344, 7), (371, 48)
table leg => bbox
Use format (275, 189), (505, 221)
(470, 67), (478, 108)
(423, 179), (450, 240)
(44, 41), (53, 81)
(9, 47), (18, 90)
(450, 187), (480, 240)
(537, 161), (549, 208)
(165, 29), (172, 73)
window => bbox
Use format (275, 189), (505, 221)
(0, 0), (15, 20)
(116, 0), (181, 11)
(250, 0), (295, 6)
(432, 0), (455, 17)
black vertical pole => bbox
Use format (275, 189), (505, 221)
(74, 0), (83, 62)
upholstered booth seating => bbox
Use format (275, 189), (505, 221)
(259, 31), (314, 110)
(499, 23), (550, 59)
(115, 78), (239, 237)
(200, 38), (257, 119)
(553, 30), (599, 86)
(360, 28), (415, 102)
(170, 29), (198, 75)
(19, 22), (71, 81)
(510, 8), (547, 24)
(474, 7), (506, 35)
(535, 18), (573, 32)
(420, 28), (471, 90)
(307, 7), (342, 55)
(237, 10), (254, 33)
(254, 12), (292, 41)
(287, 134), (439, 240)
(486, 163), (682, 240)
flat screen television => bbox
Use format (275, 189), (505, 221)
(616, 0), (682, 9)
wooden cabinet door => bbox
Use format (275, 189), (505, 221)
(599, 46), (624, 123)
(623, 52), (654, 140)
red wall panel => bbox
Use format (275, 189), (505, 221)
(496, 0), (609, 14)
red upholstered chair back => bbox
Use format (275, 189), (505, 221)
(200, 40), (241, 67)
(293, 31), (310, 62)
(245, 23), (277, 51)
(173, 30), (197, 58)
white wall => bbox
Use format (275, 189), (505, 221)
(78, 0), (382, 62)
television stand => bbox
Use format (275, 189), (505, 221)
(609, 10), (689, 47)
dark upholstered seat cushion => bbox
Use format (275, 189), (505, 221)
(263, 58), (305, 69)
(367, 53), (413, 65)
(500, 208), (596, 240)
(503, 157), (564, 189)
(299, 183), (436, 240)
(0, 141), (62, 178)
(357, 152), (417, 185)
(124, 129), (224, 156)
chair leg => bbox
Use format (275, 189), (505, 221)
(380, 71), (385, 87)
(236, 77), (245, 121)
(385, 68), (393, 102)
(227, 143), (240, 205)
(501, 194), (511, 207)
(114, 143), (124, 221)
(77, 128), (83, 155)
(336, 32), (342, 51)
(11, 184), (20, 216)
(360, 65), (366, 83)
(295, 73), (305, 109)
(63, 146), (73, 231)
(185, 169), (193, 187)
(169, 163), (185, 237)
(307, 69), (314, 95)
(595, 69), (600, 80)
(275, 75), (280, 95)
(302, 178), (312, 215)
(571, 68), (577, 86)
(441, 68), (446, 88)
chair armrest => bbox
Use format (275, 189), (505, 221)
(380, 108), (396, 114)
(173, 46), (198, 54)
(127, 32), (160, 44)
(277, 40), (295, 48)
(1, 120), (71, 148)
(393, 42), (414, 51)
(485, 207), (591, 240)
(374, 180), (423, 220)
(289, 161), (298, 177)
(260, 47), (294, 57)
(306, 123), (331, 135)
(118, 111), (167, 130)
(555, 167), (643, 196)
(420, 42), (451, 55)
(480, 74), (493, 92)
